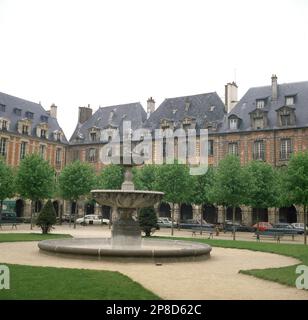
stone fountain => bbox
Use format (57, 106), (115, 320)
(38, 153), (211, 261)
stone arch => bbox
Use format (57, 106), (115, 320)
(226, 207), (242, 223)
(16, 199), (24, 217)
(159, 202), (171, 218)
(180, 203), (193, 221)
(252, 208), (268, 224)
(202, 205), (217, 224)
(85, 201), (95, 215)
(279, 206), (297, 223)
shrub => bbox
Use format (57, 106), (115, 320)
(36, 200), (57, 234)
(138, 207), (158, 237)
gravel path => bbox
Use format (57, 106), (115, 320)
(0, 240), (308, 300)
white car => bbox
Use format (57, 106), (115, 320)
(76, 215), (110, 225)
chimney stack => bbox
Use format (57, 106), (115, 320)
(271, 74), (278, 100)
(78, 105), (93, 124)
(225, 82), (238, 113)
(49, 103), (57, 118)
(147, 97), (155, 119)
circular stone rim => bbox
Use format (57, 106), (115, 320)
(91, 189), (164, 195)
(38, 238), (211, 258)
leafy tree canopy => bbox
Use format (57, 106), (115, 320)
(59, 161), (96, 200)
(16, 154), (54, 201)
(133, 165), (158, 191)
(0, 159), (15, 202)
(97, 164), (124, 190)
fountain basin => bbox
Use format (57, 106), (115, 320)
(38, 238), (212, 261)
(91, 189), (164, 208)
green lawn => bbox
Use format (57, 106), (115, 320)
(158, 236), (308, 289)
(0, 264), (160, 300)
(0, 233), (72, 242)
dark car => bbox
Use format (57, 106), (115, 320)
(0, 211), (24, 223)
(272, 223), (303, 235)
(223, 221), (254, 232)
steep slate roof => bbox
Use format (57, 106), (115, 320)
(145, 92), (226, 132)
(70, 102), (147, 144)
(221, 81), (308, 132)
(0, 91), (68, 143)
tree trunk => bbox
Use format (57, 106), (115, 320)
(232, 206), (236, 240)
(0, 200), (3, 223)
(304, 205), (307, 245)
(74, 200), (78, 229)
(171, 203), (174, 236)
(30, 200), (34, 230)
(200, 206), (203, 236)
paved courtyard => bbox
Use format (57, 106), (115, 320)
(1, 225), (308, 300)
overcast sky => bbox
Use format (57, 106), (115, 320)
(1, 0), (308, 139)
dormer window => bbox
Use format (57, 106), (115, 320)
(160, 119), (173, 129)
(0, 118), (9, 131)
(90, 132), (97, 142)
(40, 115), (49, 123)
(285, 96), (295, 106)
(14, 108), (22, 116)
(22, 125), (29, 135)
(229, 118), (238, 130)
(40, 129), (47, 139)
(254, 117), (264, 129)
(256, 99), (265, 109)
(249, 109), (268, 130)
(276, 106), (296, 127)
(0, 104), (6, 112)
(25, 111), (34, 119)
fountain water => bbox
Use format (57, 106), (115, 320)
(38, 161), (211, 261)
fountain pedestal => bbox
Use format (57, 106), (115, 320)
(111, 208), (141, 247)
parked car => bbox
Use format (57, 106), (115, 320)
(157, 217), (173, 228)
(272, 223), (303, 234)
(179, 219), (214, 230)
(292, 223), (307, 234)
(223, 220), (254, 232)
(76, 215), (110, 225)
(252, 222), (273, 231)
(0, 212), (24, 224)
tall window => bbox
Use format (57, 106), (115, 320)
(0, 104), (5, 112)
(254, 117), (264, 129)
(0, 137), (7, 157)
(22, 125), (29, 135)
(228, 142), (238, 156)
(87, 148), (96, 162)
(253, 140), (265, 160)
(39, 145), (46, 159)
(56, 132), (61, 141)
(72, 149), (80, 161)
(208, 140), (214, 156)
(280, 139), (292, 160)
(229, 118), (238, 130)
(56, 148), (62, 165)
(20, 142), (27, 160)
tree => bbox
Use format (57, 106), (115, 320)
(156, 163), (191, 235)
(133, 165), (157, 190)
(16, 154), (55, 229)
(244, 161), (277, 231)
(36, 200), (57, 234)
(211, 155), (247, 240)
(284, 152), (308, 245)
(138, 207), (157, 237)
(0, 159), (16, 222)
(59, 161), (96, 228)
(188, 166), (215, 233)
(97, 164), (124, 189)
